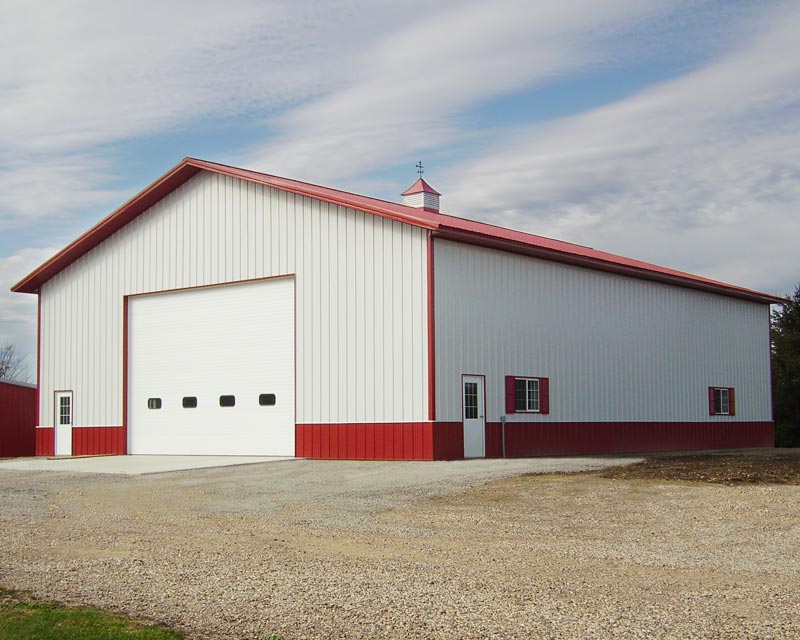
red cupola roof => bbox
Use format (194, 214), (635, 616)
(401, 178), (441, 196)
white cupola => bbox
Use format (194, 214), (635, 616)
(402, 163), (441, 212)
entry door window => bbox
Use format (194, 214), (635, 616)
(59, 395), (72, 425)
(464, 382), (479, 419)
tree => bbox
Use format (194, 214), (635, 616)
(0, 342), (30, 382)
(772, 284), (800, 447)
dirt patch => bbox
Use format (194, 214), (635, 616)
(597, 449), (800, 485)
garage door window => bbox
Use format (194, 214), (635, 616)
(147, 398), (162, 410)
(182, 396), (198, 408)
(219, 395), (236, 407)
(259, 393), (276, 406)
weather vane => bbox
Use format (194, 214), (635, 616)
(416, 161), (424, 177)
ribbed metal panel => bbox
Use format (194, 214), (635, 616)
(434, 239), (772, 423)
(38, 172), (429, 428)
(0, 381), (36, 456)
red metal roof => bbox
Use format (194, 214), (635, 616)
(401, 178), (442, 196)
(11, 157), (784, 304)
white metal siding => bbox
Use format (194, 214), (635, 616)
(38, 172), (429, 428)
(434, 239), (772, 423)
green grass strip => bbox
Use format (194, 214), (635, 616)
(0, 588), (184, 640)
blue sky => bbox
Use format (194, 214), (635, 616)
(2, 0), (799, 373)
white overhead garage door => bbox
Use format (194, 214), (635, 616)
(127, 277), (295, 456)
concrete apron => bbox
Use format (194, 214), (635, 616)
(0, 455), (294, 475)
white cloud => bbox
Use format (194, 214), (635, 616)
(243, 0), (684, 182)
(439, 2), (800, 295)
(0, 0), (424, 228)
(0, 153), (126, 228)
(0, 0), (359, 152)
(0, 246), (59, 366)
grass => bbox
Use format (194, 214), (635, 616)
(0, 588), (183, 640)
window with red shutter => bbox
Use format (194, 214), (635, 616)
(505, 375), (550, 414)
(709, 386), (734, 415)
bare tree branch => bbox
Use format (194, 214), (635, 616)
(0, 342), (31, 382)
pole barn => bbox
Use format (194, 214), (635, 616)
(11, 158), (781, 460)
(0, 379), (36, 457)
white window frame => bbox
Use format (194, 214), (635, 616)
(464, 381), (480, 420)
(58, 394), (72, 425)
(515, 377), (541, 413)
(713, 387), (730, 415)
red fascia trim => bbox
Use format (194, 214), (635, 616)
(36, 294), (41, 426)
(427, 234), (436, 421)
(434, 228), (785, 305)
(122, 296), (128, 454)
(293, 274), (298, 454)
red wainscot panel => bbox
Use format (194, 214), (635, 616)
(72, 426), (126, 456)
(485, 422), (502, 458)
(432, 422), (464, 460)
(296, 423), (440, 460)
(502, 421), (775, 458)
(35, 427), (55, 456)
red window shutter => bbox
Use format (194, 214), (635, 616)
(728, 388), (736, 416)
(708, 387), (716, 415)
(505, 376), (516, 414)
(540, 377), (550, 414)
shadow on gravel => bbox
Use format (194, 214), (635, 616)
(595, 450), (800, 486)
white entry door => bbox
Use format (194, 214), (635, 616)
(463, 375), (485, 458)
(54, 391), (73, 455)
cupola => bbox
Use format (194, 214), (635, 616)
(402, 163), (441, 212)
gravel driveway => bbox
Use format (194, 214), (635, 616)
(1, 455), (798, 639)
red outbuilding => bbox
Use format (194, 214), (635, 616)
(0, 379), (36, 457)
